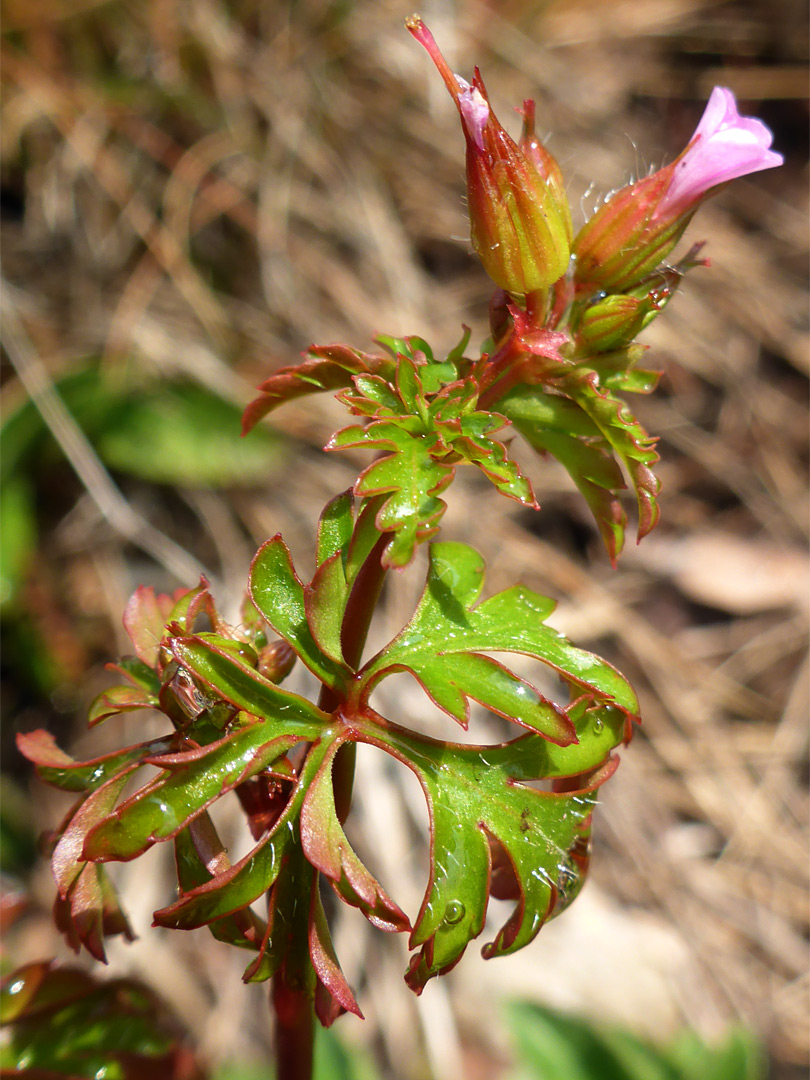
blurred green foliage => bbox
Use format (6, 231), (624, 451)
(505, 1001), (766, 1080)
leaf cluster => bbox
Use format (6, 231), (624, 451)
(19, 491), (637, 1021)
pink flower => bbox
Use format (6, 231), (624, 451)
(573, 87), (783, 291)
(656, 87), (783, 218)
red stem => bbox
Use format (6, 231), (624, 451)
(272, 978), (315, 1080)
(271, 530), (389, 1080)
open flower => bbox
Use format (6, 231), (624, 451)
(407, 16), (572, 295)
(656, 86), (783, 217)
(573, 87), (783, 291)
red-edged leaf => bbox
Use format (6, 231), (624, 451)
(309, 876), (363, 1024)
(174, 819), (268, 955)
(16, 730), (173, 793)
(83, 723), (299, 863)
(153, 736), (333, 931)
(87, 685), (158, 727)
(300, 738), (409, 933)
(55, 863), (135, 963)
(123, 586), (187, 667)
(327, 420), (453, 569)
(248, 537), (351, 691)
(242, 344), (394, 434)
(357, 543), (637, 743)
(565, 370), (661, 541)
(349, 702), (627, 993)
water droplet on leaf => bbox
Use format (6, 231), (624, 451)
(443, 900), (465, 925)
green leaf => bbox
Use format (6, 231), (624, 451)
(498, 386), (628, 562)
(503, 1002), (767, 1080)
(0, 962), (198, 1077)
(358, 542), (637, 741)
(300, 737), (409, 932)
(505, 1001), (674, 1080)
(327, 420), (453, 568)
(87, 684), (158, 727)
(16, 730), (173, 793)
(97, 382), (284, 487)
(174, 820), (269, 960)
(665, 1027), (766, 1080)
(451, 412), (538, 508)
(0, 476), (36, 612)
(242, 344), (395, 433)
(249, 537), (351, 689)
(565, 371), (661, 540)
(83, 721), (299, 862)
(351, 705), (624, 991)
(154, 735), (334, 931)
(316, 490), (355, 569)
(168, 632), (330, 737)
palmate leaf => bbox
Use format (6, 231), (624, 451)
(355, 542), (637, 741)
(349, 703), (625, 992)
(150, 541), (633, 993)
(327, 419), (454, 568)
(20, 518), (635, 1012)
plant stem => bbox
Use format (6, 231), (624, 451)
(271, 530), (389, 1080)
(272, 977), (315, 1080)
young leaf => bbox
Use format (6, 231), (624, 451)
(249, 537), (351, 690)
(327, 420), (453, 568)
(497, 386), (629, 562)
(87, 684), (158, 727)
(564, 371), (661, 540)
(242, 345), (395, 434)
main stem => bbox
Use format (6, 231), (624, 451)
(272, 530), (389, 1080)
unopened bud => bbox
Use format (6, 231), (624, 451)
(577, 294), (652, 352)
(408, 16), (571, 294)
(258, 640), (296, 683)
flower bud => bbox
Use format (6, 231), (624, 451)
(573, 87), (782, 291)
(407, 16), (572, 295)
(577, 294), (652, 352)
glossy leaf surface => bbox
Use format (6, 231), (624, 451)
(357, 542), (637, 739)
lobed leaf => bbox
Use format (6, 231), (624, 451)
(300, 737), (410, 933)
(350, 703), (626, 991)
(564, 372), (661, 540)
(498, 386), (629, 562)
(153, 734), (334, 931)
(327, 420), (453, 568)
(16, 730), (173, 794)
(357, 542), (637, 741)
(167, 634), (333, 747)
(82, 721), (299, 863)
(174, 819), (270, 964)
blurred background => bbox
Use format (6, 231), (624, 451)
(1, 0), (807, 1077)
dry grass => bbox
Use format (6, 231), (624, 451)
(2, 0), (807, 1076)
